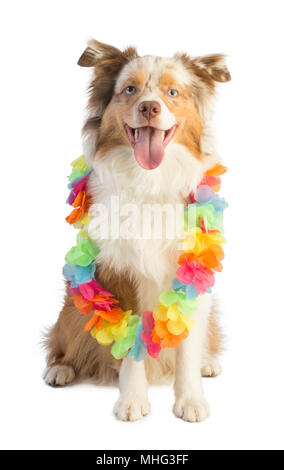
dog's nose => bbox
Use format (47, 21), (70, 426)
(138, 101), (161, 120)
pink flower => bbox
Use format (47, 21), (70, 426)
(142, 310), (154, 330)
(68, 280), (116, 311)
(79, 280), (113, 301)
(177, 260), (215, 294)
(68, 174), (88, 205)
(140, 311), (161, 360)
(91, 297), (117, 312)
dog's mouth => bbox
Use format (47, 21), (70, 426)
(124, 124), (177, 170)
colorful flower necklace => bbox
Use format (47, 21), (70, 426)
(63, 156), (227, 361)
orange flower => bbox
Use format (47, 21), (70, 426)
(66, 190), (92, 225)
(70, 295), (93, 315)
(206, 163), (227, 176)
(203, 164), (227, 191)
(84, 313), (104, 332)
(95, 306), (125, 324)
(74, 300), (124, 327)
(161, 330), (189, 349)
(178, 244), (224, 272)
(153, 320), (189, 349)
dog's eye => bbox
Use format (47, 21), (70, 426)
(125, 86), (136, 95)
(168, 89), (179, 97)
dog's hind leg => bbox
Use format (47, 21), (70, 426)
(201, 302), (223, 378)
(201, 356), (222, 378)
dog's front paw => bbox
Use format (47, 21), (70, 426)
(114, 394), (151, 421)
(43, 365), (75, 387)
(173, 396), (210, 422)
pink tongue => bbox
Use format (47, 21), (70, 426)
(133, 127), (165, 170)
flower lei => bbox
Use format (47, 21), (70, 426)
(63, 156), (227, 361)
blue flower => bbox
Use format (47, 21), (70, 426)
(128, 323), (147, 362)
(63, 263), (96, 288)
(209, 194), (228, 212)
(185, 283), (200, 299)
(172, 278), (199, 299)
(193, 185), (228, 213)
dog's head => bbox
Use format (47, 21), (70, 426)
(79, 39), (230, 170)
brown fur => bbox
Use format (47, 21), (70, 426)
(95, 99), (132, 156)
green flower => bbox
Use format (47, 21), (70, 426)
(65, 233), (99, 267)
(111, 315), (140, 360)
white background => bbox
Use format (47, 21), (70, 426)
(0, 0), (284, 451)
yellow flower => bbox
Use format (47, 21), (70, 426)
(153, 304), (168, 321)
(153, 303), (195, 337)
(167, 316), (194, 335)
(71, 155), (89, 172)
(91, 310), (132, 345)
(73, 214), (91, 230)
(183, 228), (225, 254)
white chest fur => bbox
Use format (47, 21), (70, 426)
(87, 143), (219, 291)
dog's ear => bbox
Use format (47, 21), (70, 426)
(78, 39), (123, 67)
(78, 41), (101, 67)
(78, 39), (138, 69)
(190, 54), (231, 84)
(176, 52), (231, 89)
(175, 52), (230, 124)
(78, 39), (138, 113)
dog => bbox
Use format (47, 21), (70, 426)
(43, 39), (230, 422)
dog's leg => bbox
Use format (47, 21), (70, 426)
(201, 357), (222, 378)
(202, 302), (223, 377)
(43, 362), (76, 387)
(173, 294), (211, 422)
(114, 357), (151, 421)
(113, 274), (159, 421)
